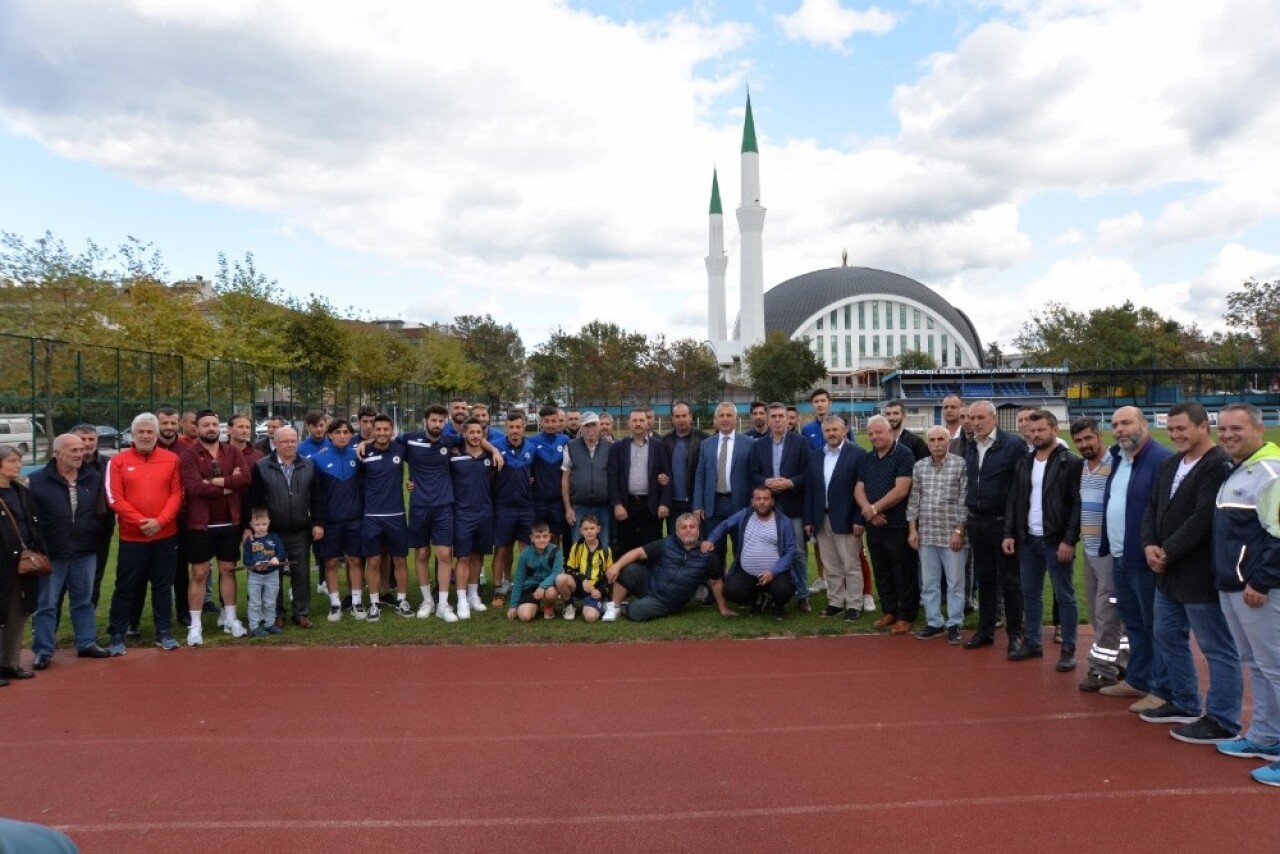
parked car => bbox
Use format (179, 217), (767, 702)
(95, 425), (121, 449)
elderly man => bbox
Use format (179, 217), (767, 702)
(907, 425), (968, 643)
(105, 413), (184, 654)
(805, 415), (865, 620)
(704, 487), (798, 618)
(562, 411), (610, 549)
(1210, 404), (1280, 786)
(961, 400), (1027, 650)
(602, 513), (732, 622)
(245, 426), (324, 629)
(1098, 406), (1173, 712)
(694, 402), (754, 561)
(29, 434), (111, 666)
(857, 414), (917, 634)
(1002, 410), (1082, 668)
(1140, 402), (1239, 743)
(70, 423), (114, 609)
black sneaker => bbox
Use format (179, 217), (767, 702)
(126, 624), (142, 639)
(947, 625), (962, 645)
(1007, 641), (1043, 661)
(796, 598), (812, 614)
(772, 601), (786, 620)
(1079, 671), (1117, 692)
(1055, 649), (1077, 672)
(750, 592), (767, 615)
(1138, 701), (1200, 725)
(843, 608), (861, 622)
(1170, 716), (1237, 744)
(822, 605), (843, 618)
(915, 625), (946, 640)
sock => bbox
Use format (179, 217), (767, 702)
(420, 585), (433, 603)
(223, 605), (236, 621)
(397, 591), (407, 602)
(189, 610), (201, 626)
(329, 592), (341, 606)
(467, 583), (478, 597)
(370, 593), (380, 605)
(351, 591), (362, 607)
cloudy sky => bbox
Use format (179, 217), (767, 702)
(2, 0), (1278, 352)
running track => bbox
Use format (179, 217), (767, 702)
(1, 632), (1273, 852)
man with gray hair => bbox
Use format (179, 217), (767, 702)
(907, 425), (969, 643)
(857, 414), (917, 633)
(694, 402), (754, 562)
(602, 512), (732, 622)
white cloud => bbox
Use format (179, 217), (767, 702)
(1094, 212), (1144, 251)
(776, 0), (897, 52)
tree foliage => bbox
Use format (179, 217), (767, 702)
(452, 313), (526, 406)
(1014, 300), (1203, 369)
(1224, 278), (1280, 362)
(894, 349), (938, 370)
(743, 332), (826, 404)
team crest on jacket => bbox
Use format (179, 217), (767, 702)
(349, 459), (356, 468)
(484, 459), (492, 467)
(440, 447), (448, 455)
(393, 456), (401, 464)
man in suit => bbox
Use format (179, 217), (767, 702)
(693, 401), (754, 561)
(804, 415), (865, 620)
(750, 402), (811, 612)
(660, 400), (707, 534)
(608, 407), (672, 557)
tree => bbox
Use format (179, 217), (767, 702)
(452, 313), (526, 406)
(743, 332), (826, 404)
(666, 338), (724, 402)
(893, 349), (938, 370)
(281, 294), (352, 387)
(1015, 300), (1194, 368)
(984, 341), (1003, 368)
(418, 328), (482, 399)
(211, 251), (289, 367)
(1224, 278), (1280, 362)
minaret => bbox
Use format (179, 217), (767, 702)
(705, 168), (728, 343)
(736, 92), (766, 347)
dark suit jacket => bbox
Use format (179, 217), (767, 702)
(661, 428), (707, 504)
(749, 431), (809, 518)
(804, 442), (865, 532)
(608, 437), (672, 515)
(897, 428), (929, 461)
(692, 432), (754, 515)
(1141, 444), (1231, 604)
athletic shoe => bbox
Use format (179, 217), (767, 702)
(1217, 737), (1280, 761)
(844, 608), (862, 622)
(366, 603), (381, 623)
(216, 612), (226, 628)
(563, 603), (576, 621)
(317, 580), (328, 595)
(862, 594), (876, 612)
(1129, 694), (1166, 714)
(457, 598), (472, 620)
(916, 625), (946, 640)
(821, 605), (843, 618)
(1251, 760), (1280, 787)
(1098, 680), (1145, 698)
(328, 605), (342, 623)
(352, 603), (367, 621)
(436, 602), (459, 623)
(1170, 716), (1237, 744)
(1139, 701), (1201, 725)
(1079, 672), (1118, 692)
(467, 593), (487, 613)
(225, 619), (248, 638)
(186, 626), (203, 647)
(809, 577), (827, 593)
(107, 634), (126, 656)
(601, 602), (620, 622)
(490, 594), (506, 608)
(156, 635), (179, 651)
(947, 625), (962, 645)
(416, 600), (433, 619)
(395, 599), (414, 618)
(126, 624), (141, 639)
(250, 627), (269, 638)
(266, 624), (283, 635)
(542, 604), (554, 620)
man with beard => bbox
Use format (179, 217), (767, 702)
(469, 403), (506, 444)
(451, 419), (497, 618)
(563, 408), (582, 441)
(857, 415), (917, 634)
(227, 414), (264, 469)
(529, 406), (570, 543)
(704, 487), (798, 619)
(181, 410), (251, 645)
(608, 408), (672, 557)
(444, 397), (469, 437)
(750, 402), (811, 612)
(942, 395), (965, 442)
(745, 401), (769, 441)
(602, 513), (732, 622)
(358, 415), (412, 620)
(1099, 406), (1173, 713)
(661, 401), (706, 534)
(883, 399), (928, 461)
(493, 410), (537, 606)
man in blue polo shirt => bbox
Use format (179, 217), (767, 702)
(358, 414), (412, 621)
(450, 418), (497, 619)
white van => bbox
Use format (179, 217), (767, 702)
(0, 414), (39, 456)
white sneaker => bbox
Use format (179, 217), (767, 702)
(810, 577), (827, 593)
(602, 602), (620, 622)
(863, 594), (876, 612)
(457, 598), (472, 620)
(367, 603), (381, 622)
(436, 601), (459, 623)
(416, 599), (434, 619)
(215, 612), (226, 628)
(563, 603), (576, 621)
(352, 603), (367, 620)
(225, 619), (248, 638)
(317, 580), (328, 595)
(327, 604), (342, 622)
(467, 592), (487, 612)
(186, 625), (203, 647)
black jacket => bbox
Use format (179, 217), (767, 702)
(896, 428), (929, 462)
(1004, 444), (1083, 546)
(246, 453), (323, 533)
(964, 428), (1027, 516)
(661, 428), (707, 504)
(1141, 445), (1231, 604)
(0, 482), (46, 624)
(27, 460), (106, 558)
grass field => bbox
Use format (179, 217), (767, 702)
(32, 425), (1280, 651)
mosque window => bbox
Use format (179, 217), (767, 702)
(859, 335), (866, 356)
(886, 302), (894, 330)
(886, 336), (895, 358)
(844, 304), (851, 329)
(913, 310), (920, 330)
(845, 335), (852, 365)
(871, 301), (880, 330)
(816, 316), (823, 331)
(830, 309), (838, 330)
(941, 334), (949, 366)
(927, 316), (934, 330)
(900, 334), (907, 354)
(955, 344), (962, 366)
(858, 302), (865, 329)
(817, 335), (824, 357)
(831, 335), (838, 366)
(900, 305), (907, 328)
(914, 334), (921, 352)
(928, 335), (935, 358)
(872, 336), (880, 357)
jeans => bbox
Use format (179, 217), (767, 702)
(1019, 536), (1078, 651)
(1114, 561), (1166, 696)
(1154, 589), (1241, 731)
(33, 552), (98, 654)
(247, 570), (280, 631)
(787, 515), (810, 600)
(570, 503), (611, 551)
(1219, 588), (1280, 744)
(108, 536), (179, 638)
(919, 544), (967, 628)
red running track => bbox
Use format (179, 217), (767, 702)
(0, 633), (1274, 852)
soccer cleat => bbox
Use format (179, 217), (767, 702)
(366, 603), (381, 622)
(395, 599), (414, 618)
(186, 625), (203, 647)
(436, 602), (459, 623)
(328, 605), (342, 623)
(225, 619), (248, 638)
(601, 602), (620, 622)
(563, 603), (576, 621)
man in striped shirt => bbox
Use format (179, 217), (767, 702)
(1071, 417), (1128, 691)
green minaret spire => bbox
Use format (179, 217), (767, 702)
(741, 91), (758, 153)
(709, 168), (723, 215)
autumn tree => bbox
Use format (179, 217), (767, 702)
(1224, 278), (1280, 362)
(452, 313), (526, 406)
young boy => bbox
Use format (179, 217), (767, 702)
(555, 514), (611, 622)
(506, 522), (562, 622)
(244, 509), (287, 638)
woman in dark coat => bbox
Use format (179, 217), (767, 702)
(0, 444), (47, 685)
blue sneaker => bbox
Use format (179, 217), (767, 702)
(1217, 737), (1280, 761)
(107, 634), (126, 657)
(155, 635), (180, 651)
(1251, 760), (1280, 787)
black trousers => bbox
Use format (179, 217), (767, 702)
(723, 567), (796, 607)
(969, 513), (1023, 640)
(865, 526), (918, 623)
(615, 495), (660, 557)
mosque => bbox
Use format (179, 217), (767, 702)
(705, 95), (985, 394)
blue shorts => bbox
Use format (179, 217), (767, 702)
(493, 504), (533, 547)
(581, 596), (606, 614)
(453, 512), (494, 559)
(532, 497), (567, 537)
(361, 515), (408, 558)
(408, 504), (454, 549)
(316, 518), (362, 561)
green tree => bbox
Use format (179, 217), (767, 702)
(1015, 300), (1192, 368)
(452, 313), (526, 406)
(211, 251), (289, 367)
(743, 332), (826, 404)
(281, 294), (352, 387)
(984, 341), (1003, 368)
(419, 328), (482, 399)
(894, 349), (938, 370)
(1224, 278), (1280, 361)
(666, 338), (724, 402)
